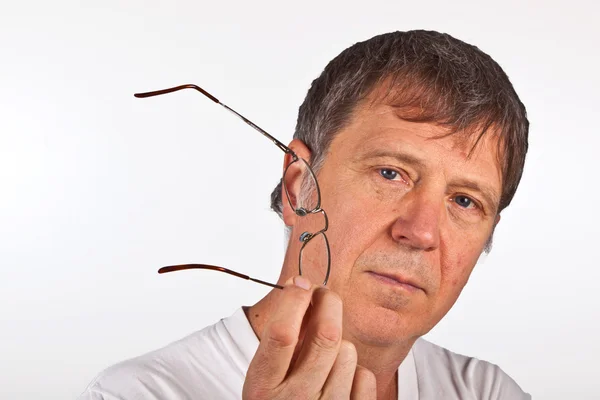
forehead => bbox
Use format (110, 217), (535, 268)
(346, 100), (495, 157)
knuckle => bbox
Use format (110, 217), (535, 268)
(339, 340), (358, 363)
(312, 320), (341, 350)
(283, 282), (308, 294)
(324, 288), (342, 302)
(320, 288), (343, 307)
(333, 341), (357, 373)
(355, 366), (376, 386)
(278, 382), (311, 400)
(281, 284), (312, 304)
(341, 339), (356, 352)
(243, 375), (286, 400)
(265, 320), (298, 349)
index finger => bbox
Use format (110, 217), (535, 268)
(245, 276), (315, 390)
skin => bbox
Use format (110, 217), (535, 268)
(245, 88), (503, 399)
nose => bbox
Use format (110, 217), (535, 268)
(390, 188), (442, 251)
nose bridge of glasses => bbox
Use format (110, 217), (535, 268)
(295, 208), (328, 238)
(312, 208), (329, 233)
(291, 208), (327, 245)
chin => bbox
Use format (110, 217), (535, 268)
(343, 303), (425, 346)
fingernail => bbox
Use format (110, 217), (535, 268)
(293, 275), (311, 290)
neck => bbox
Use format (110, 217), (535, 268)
(344, 328), (413, 400)
(245, 290), (415, 400)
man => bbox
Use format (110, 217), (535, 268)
(80, 30), (530, 399)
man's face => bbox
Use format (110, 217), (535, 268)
(286, 92), (502, 346)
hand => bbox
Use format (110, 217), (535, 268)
(243, 276), (376, 399)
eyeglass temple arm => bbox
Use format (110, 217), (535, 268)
(134, 84), (296, 158)
(158, 263), (284, 290)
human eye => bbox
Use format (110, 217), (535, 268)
(378, 168), (409, 184)
(450, 195), (482, 212)
(454, 195), (473, 208)
(379, 168), (399, 180)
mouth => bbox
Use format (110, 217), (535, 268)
(367, 271), (424, 293)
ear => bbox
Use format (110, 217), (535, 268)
(281, 139), (313, 227)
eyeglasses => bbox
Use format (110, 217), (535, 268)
(134, 84), (331, 290)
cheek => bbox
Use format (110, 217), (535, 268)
(324, 182), (366, 239)
(327, 205), (369, 262)
(323, 189), (384, 281)
(432, 252), (475, 321)
(440, 240), (482, 291)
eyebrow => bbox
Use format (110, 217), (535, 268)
(356, 149), (427, 169)
(356, 149), (500, 212)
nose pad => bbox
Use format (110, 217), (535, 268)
(295, 208), (308, 217)
(299, 231), (312, 242)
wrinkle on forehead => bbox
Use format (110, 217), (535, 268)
(355, 93), (504, 176)
(358, 81), (506, 161)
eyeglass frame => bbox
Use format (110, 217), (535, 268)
(134, 84), (332, 289)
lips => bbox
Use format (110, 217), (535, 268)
(367, 271), (424, 293)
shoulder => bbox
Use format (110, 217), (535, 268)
(412, 338), (531, 400)
(78, 309), (254, 400)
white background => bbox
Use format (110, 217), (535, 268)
(1, 1), (598, 399)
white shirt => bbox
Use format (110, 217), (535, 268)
(78, 308), (531, 399)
